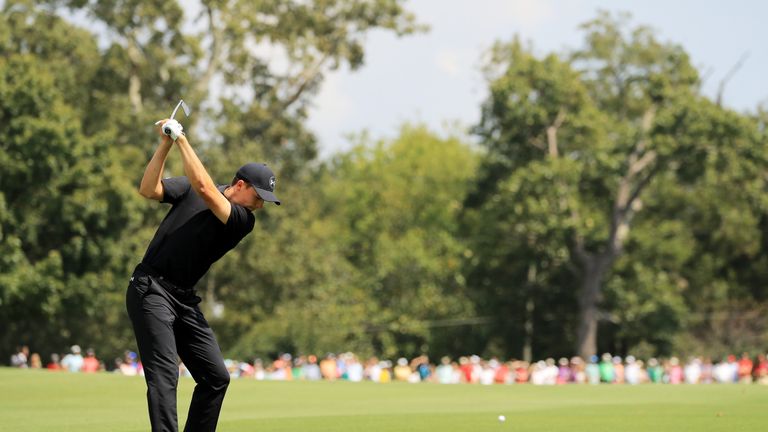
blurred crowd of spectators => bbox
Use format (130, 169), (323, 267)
(10, 345), (138, 375)
(10, 344), (768, 385)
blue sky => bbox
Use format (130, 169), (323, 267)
(308, 0), (767, 157)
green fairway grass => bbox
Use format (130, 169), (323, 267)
(1, 367), (767, 431)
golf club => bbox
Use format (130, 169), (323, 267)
(162, 99), (192, 136)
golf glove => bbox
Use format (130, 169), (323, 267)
(162, 119), (184, 141)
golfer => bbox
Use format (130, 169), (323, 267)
(126, 118), (280, 431)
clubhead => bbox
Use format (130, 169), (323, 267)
(169, 99), (192, 120)
(180, 100), (191, 117)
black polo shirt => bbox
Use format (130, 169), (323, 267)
(141, 176), (255, 287)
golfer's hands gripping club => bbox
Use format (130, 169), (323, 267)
(154, 119), (184, 141)
(163, 119), (184, 141)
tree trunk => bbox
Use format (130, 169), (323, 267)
(522, 263), (537, 362)
(125, 34), (143, 114)
(572, 106), (653, 359)
(523, 296), (534, 363)
(576, 254), (612, 359)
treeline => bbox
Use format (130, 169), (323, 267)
(1, 2), (767, 364)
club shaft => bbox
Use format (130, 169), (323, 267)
(170, 100), (184, 120)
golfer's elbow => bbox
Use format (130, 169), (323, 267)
(138, 184), (151, 198)
(138, 184), (162, 200)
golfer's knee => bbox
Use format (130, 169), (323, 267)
(210, 368), (230, 391)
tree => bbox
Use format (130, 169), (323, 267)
(468, 11), (767, 359)
(52, 0), (424, 178)
(220, 126), (479, 359)
(0, 3), (146, 360)
(0, 0), (424, 362)
(323, 126), (479, 358)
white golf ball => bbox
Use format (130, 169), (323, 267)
(498, 415), (506, 422)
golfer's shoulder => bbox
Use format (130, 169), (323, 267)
(227, 203), (256, 232)
(161, 176), (192, 204)
(164, 176), (191, 188)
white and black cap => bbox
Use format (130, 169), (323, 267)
(236, 162), (281, 205)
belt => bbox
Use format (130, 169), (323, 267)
(135, 262), (195, 295)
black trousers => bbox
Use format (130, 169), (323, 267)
(126, 267), (230, 432)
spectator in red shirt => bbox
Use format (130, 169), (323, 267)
(46, 353), (63, 371)
(82, 348), (100, 373)
(514, 361), (530, 383)
(753, 354), (768, 384)
(738, 352), (754, 384)
(458, 356), (473, 383)
(494, 361), (511, 384)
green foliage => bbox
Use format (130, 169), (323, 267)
(2, 3), (768, 365)
(324, 126), (478, 357)
(214, 125), (479, 359)
(0, 4), (145, 361)
(0, 0), (423, 363)
(467, 10), (768, 358)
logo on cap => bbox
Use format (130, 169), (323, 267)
(269, 176), (276, 190)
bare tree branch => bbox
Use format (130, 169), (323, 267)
(608, 105), (658, 256)
(629, 149), (657, 177)
(244, 53), (333, 138)
(125, 31), (143, 113)
(622, 105), (657, 181)
(560, 186), (587, 263)
(279, 52), (331, 111)
(717, 52), (750, 107)
(640, 105), (655, 134)
(546, 109), (566, 158)
(623, 162), (662, 214)
(193, 5), (223, 101)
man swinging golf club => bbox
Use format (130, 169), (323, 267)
(126, 107), (280, 432)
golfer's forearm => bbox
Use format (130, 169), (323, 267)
(174, 136), (218, 199)
(139, 140), (173, 198)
